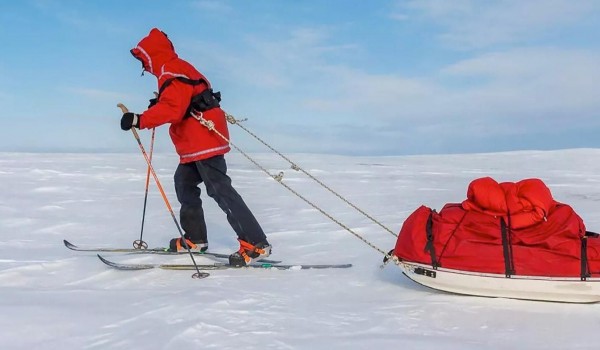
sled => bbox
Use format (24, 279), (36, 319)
(392, 177), (600, 303)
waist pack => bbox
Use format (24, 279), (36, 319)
(189, 88), (221, 113)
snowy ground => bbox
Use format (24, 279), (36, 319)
(2, 149), (600, 349)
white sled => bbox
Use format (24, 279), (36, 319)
(399, 261), (600, 303)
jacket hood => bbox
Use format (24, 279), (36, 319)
(130, 28), (178, 76)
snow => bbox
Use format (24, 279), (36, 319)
(2, 149), (600, 349)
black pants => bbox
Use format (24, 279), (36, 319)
(174, 155), (267, 245)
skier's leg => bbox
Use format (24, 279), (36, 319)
(173, 162), (208, 248)
(194, 155), (267, 245)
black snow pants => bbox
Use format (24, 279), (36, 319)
(174, 155), (267, 246)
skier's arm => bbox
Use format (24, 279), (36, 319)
(138, 81), (193, 129)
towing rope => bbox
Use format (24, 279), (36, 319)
(225, 114), (398, 238)
(191, 110), (400, 264)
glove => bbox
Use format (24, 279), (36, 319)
(120, 112), (140, 131)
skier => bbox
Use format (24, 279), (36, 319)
(119, 28), (271, 266)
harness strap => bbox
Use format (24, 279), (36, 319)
(158, 76), (208, 96)
(157, 76), (221, 117)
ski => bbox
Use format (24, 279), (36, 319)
(63, 239), (281, 264)
(97, 254), (353, 271)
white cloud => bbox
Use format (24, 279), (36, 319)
(184, 23), (599, 141)
(392, 0), (600, 48)
(178, 18), (599, 154)
(185, 26), (357, 89)
(439, 48), (600, 117)
(293, 46), (600, 143)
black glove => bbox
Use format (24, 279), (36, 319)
(120, 112), (140, 131)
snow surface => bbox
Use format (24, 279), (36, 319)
(2, 149), (600, 349)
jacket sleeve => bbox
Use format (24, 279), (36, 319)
(138, 80), (194, 129)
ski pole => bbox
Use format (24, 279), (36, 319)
(133, 127), (155, 250)
(117, 103), (208, 279)
(136, 92), (159, 249)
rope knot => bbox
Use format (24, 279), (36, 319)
(273, 171), (284, 182)
(202, 120), (215, 130)
(225, 114), (237, 124)
(225, 113), (248, 125)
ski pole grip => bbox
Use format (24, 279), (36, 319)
(117, 103), (130, 114)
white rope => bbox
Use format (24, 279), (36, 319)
(191, 110), (398, 261)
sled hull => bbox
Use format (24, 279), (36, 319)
(399, 261), (600, 303)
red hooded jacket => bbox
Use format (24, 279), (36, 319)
(130, 28), (230, 163)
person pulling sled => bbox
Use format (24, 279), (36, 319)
(119, 28), (271, 266)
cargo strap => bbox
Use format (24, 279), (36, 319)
(581, 231), (599, 280)
(424, 211), (439, 269)
(581, 237), (590, 280)
(500, 218), (515, 277)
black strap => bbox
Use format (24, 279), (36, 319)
(158, 76), (208, 97)
(500, 218), (515, 277)
(579, 231), (599, 280)
(581, 237), (590, 280)
(424, 211), (439, 269)
(156, 76), (221, 117)
(382, 249), (396, 264)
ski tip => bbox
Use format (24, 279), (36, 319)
(97, 254), (115, 267)
(63, 239), (76, 249)
(97, 254), (121, 269)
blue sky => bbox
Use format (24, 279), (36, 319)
(1, 0), (599, 155)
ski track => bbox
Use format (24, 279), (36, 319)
(1, 151), (600, 349)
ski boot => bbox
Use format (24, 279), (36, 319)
(228, 239), (272, 266)
(168, 237), (208, 253)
